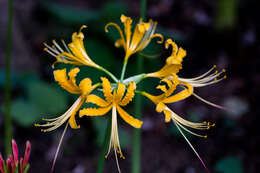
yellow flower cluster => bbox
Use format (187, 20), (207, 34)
(38, 14), (228, 170)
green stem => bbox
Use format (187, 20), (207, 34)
(96, 117), (112, 173)
(5, 0), (13, 156)
(99, 66), (118, 83)
(132, 1), (146, 172)
(120, 58), (128, 81)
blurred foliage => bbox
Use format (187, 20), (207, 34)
(215, 0), (238, 30)
(215, 156), (243, 173)
(1, 71), (69, 127)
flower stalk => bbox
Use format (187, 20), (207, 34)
(4, 0), (13, 156)
(132, 0), (147, 173)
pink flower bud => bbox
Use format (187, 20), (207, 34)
(23, 141), (31, 167)
(0, 154), (4, 173)
(11, 139), (19, 164)
(7, 156), (14, 173)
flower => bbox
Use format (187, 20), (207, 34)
(44, 25), (100, 69)
(105, 14), (164, 60)
(35, 68), (99, 131)
(0, 139), (31, 173)
(146, 39), (228, 110)
(141, 76), (214, 136)
(146, 39), (186, 78)
(79, 77), (143, 158)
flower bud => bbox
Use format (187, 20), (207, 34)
(0, 154), (4, 173)
(11, 139), (19, 164)
(7, 155), (14, 173)
(23, 141), (31, 167)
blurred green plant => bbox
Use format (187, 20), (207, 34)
(215, 156), (243, 173)
(215, 0), (238, 30)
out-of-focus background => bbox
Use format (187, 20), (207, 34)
(0, 0), (259, 172)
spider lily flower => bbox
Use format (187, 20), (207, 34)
(79, 77), (143, 159)
(44, 25), (100, 69)
(146, 39), (229, 111)
(35, 68), (99, 132)
(105, 14), (164, 61)
(141, 78), (213, 172)
(140, 76), (214, 135)
(146, 39), (186, 78)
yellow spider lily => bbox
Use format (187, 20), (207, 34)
(44, 25), (100, 69)
(141, 76), (214, 138)
(79, 77), (143, 158)
(146, 39), (186, 78)
(35, 68), (99, 132)
(146, 39), (228, 110)
(105, 14), (164, 61)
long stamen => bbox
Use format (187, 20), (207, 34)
(50, 122), (69, 173)
(192, 93), (232, 112)
(173, 120), (210, 173)
(61, 40), (72, 53)
(52, 40), (64, 53)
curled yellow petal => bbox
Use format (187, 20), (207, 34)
(54, 68), (80, 94)
(69, 97), (85, 129)
(68, 68), (80, 88)
(115, 83), (126, 103)
(119, 82), (136, 106)
(101, 77), (113, 103)
(155, 102), (171, 122)
(86, 94), (110, 107)
(79, 106), (112, 117)
(163, 81), (193, 104)
(116, 105), (143, 128)
(105, 22), (126, 50)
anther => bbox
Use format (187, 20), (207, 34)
(34, 123), (39, 127)
(224, 75), (227, 79)
(222, 69), (226, 72)
(204, 135), (208, 139)
(43, 48), (47, 51)
(213, 65), (217, 68)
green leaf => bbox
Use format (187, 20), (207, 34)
(40, 1), (100, 25)
(215, 156), (243, 173)
(27, 81), (69, 115)
(11, 100), (42, 127)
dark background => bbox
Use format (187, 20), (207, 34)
(0, 0), (259, 172)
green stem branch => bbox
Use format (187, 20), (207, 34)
(5, 0), (13, 156)
(99, 67), (118, 83)
(120, 58), (128, 81)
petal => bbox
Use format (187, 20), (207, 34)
(115, 83), (126, 103)
(54, 68), (80, 94)
(86, 94), (110, 107)
(163, 81), (193, 103)
(116, 105), (143, 128)
(119, 82), (136, 106)
(68, 68), (80, 88)
(165, 39), (186, 65)
(105, 22), (126, 50)
(141, 91), (164, 105)
(155, 102), (171, 122)
(120, 14), (132, 48)
(79, 78), (92, 96)
(101, 77), (113, 103)
(69, 96), (85, 129)
(79, 106), (112, 117)
(129, 22), (150, 52)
